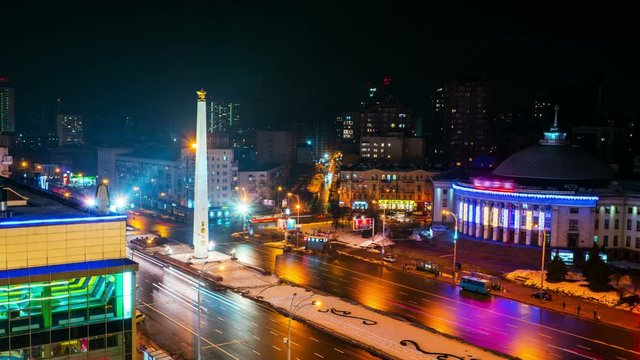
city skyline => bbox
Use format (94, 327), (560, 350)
(1, 3), (639, 138)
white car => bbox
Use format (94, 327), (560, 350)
(383, 255), (397, 263)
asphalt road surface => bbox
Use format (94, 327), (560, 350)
(133, 248), (378, 360)
(131, 212), (640, 360)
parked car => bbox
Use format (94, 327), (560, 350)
(412, 210), (424, 216)
(531, 291), (552, 301)
(382, 254), (397, 263)
(418, 262), (441, 276)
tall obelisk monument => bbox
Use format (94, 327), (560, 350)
(193, 89), (209, 259)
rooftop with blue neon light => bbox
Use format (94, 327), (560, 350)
(0, 177), (123, 227)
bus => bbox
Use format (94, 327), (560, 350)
(459, 276), (491, 295)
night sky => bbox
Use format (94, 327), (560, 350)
(2, 2), (638, 141)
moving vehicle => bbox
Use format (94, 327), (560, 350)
(531, 291), (552, 301)
(135, 310), (146, 323)
(250, 214), (280, 223)
(382, 254), (397, 262)
(459, 276), (491, 295)
(431, 224), (448, 232)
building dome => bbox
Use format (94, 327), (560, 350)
(493, 106), (614, 182)
(492, 144), (614, 181)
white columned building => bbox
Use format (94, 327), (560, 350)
(431, 110), (640, 262)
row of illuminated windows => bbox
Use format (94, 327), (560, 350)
(1, 330), (132, 359)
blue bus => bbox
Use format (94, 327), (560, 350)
(460, 276), (491, 295)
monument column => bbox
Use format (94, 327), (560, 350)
(193, 90), (210, 259)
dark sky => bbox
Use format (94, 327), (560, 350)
(2, 2), (639, 140)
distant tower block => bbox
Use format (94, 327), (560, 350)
(193, 90), (210, 259)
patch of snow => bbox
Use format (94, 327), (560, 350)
(505, 269), (619, 306)
(238, 283), (505, 360)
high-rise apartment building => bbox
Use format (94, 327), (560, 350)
(337, 78), (415, 151)
(180, 147), (238, 208)
(0, 76), (15, 133)
(256, 130), (294, 166)
(56, 114), (84, 147)
(0, 180), (137, 359)
(208, 100), (239, 135)
(443, 78), (490, 167)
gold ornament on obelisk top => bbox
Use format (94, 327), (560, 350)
(197, 89), (207, 102)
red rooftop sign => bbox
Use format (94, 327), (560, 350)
(471, 178), (515, 192)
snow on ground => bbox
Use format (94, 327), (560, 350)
(333, 230), (396, 248)
(505, 269), (619, 306)
(202, 260), (280, 289)
(238, 282), (505, 360)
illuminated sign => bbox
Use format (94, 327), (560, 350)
(526, 210), (533, 230)
(472, 178), (515, 192)
(584, 252), (608, 263)
(502, 208), (509, 227)
(475, 204), (480, 224)
(539, 211), (545, 229)
(514, 209), (520, 229)
(555, 249), (574, 265)
(377, 199), (415, 210)
(305, 236), (328, 251)
(491, 208), (498, 227)
(277, 218), (297, 231)
(353, 217), (373, 231)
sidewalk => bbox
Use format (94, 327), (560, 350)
(335, 242), (640, 334)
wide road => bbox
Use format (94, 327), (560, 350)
(132, 248), (377, 360)
(131, 212), (640, 360)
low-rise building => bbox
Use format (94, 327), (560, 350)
(338, 164), (437, 213)
(0, 179), (137, 358)
(432, 119), (640, 260)
(237, 163), (286, 207)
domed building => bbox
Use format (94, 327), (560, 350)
(433, 110), (640, 260)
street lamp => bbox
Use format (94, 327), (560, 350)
(276, 186), (283, 212)
(133, 186), (142, 209)
(540, 226), (547, 291)
(285, 292), (320, 360)
(287, 193), (301, 247)
(442, 210), (459, 282)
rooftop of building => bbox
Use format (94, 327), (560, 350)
(340, 161), (436, 172)
(0, 178), (116, 224)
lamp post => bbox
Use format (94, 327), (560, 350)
(540, 226), (547, 291)
(276, 186), (283, 213)
(132, 186), (142, 209)
(285, 292), (320, 360)
(442, 210), (459, 282)
(287, 193), (301, 247)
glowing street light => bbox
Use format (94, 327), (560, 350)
(208, 241), (215, 252)
(84, 197), (96, 207)
(285, 293), (321, 360)
(237, 202), (249, 216)
(442, 210), (459, 282)
(115, 197), (127, 208)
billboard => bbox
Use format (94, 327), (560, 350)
(353, 217), (373, 231)
(305, 235), (328, 251)
(277, 218), (297, 231)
